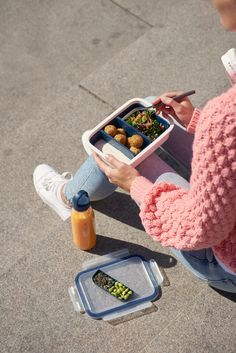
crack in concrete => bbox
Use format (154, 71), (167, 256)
(109, 0), (154, 28)
(78, 84), (115, 109)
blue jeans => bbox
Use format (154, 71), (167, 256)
(64, 96), (236, 293)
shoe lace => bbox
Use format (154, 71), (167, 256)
(42, 172), (72, 191)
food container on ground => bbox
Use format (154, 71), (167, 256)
(68, 249), (163, 321)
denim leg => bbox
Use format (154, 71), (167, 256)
(64, 155), (117, 202)
(171, 248), (236, 293)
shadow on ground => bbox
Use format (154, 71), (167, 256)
(92, 190), (177, 269)
(211, 287), (236, 303)
(92, 190), (143, 230)
(88, 234), (177, 269)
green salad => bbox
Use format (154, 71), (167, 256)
(126, 109), (166, 141)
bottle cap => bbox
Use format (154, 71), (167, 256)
(72, 190), (91, 212)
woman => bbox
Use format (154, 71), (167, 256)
(33, 0), (236, 292)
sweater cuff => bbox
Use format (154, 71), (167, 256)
(130, 176), (154, 204)
(186, 108), (201, 134)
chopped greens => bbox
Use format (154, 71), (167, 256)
(126, 109), (166, 141)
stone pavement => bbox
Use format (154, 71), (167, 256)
(0, 1), (235, 352)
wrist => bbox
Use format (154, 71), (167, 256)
(127, 172), (141, 192)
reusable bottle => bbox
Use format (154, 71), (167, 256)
(71, 190), (96, 250)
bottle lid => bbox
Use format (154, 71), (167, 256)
(72, 190), (90, 212)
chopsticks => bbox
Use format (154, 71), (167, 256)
(154, 90), (196, 110)
(138, 90), (196, 111)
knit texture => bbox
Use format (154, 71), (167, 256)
(187, 108), (201, 134)
(131, 85), (236, 272)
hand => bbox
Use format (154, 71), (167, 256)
(93, 153), (140, 193)
(153, 91), (195, 128)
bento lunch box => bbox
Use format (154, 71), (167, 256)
(83, 98), (174, 167)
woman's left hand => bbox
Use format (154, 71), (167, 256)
(93, 153), (140, 193)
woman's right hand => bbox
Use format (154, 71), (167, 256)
(152, 91), (195, 128)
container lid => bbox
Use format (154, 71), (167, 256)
(74, 254), (160, 319)
(72, 190), (90, 211)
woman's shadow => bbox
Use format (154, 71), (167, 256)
(91, 191), (177, 269)
(92, 190), (144, 231)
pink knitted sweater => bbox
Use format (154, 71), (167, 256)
(130, 85), (236, 273)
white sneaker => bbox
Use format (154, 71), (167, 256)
(33, 164), (72, 221)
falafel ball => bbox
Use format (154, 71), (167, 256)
(126, 140), (131, 148)
(116, 128), (126, 136)
(114, 133), (127, 145)
(130, 146), (141, 155)
(127, 134), (144, 148)
(104, 124), (117, 137)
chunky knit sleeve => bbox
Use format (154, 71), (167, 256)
(186, 108), (201, 134)
(130, 86), (236, 250)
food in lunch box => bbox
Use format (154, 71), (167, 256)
(114, 133), (127, 145)
(92, 270), (134, 301)
(103, 124), (144, 156)
(127, 134), (144, 148)
(130, 146), (141, 155)
(116, 128), (126, 136)
(126, 109), (166, 141)
(104, 124), (117, 137)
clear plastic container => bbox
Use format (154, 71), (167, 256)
(69, 250), (163, 320)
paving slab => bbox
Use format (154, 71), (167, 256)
(0, 86), (112, 276)
(141, 287), (236, 353)
(0, 217), (214, 353)
(0, 0), (150, 135)
(80, 1), (234, 108)
(0, 83), (183, 278)
(1, 1), (236, 353)
(113, 0), (215, 27)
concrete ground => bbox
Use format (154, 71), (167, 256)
(0, 1), (236, 352)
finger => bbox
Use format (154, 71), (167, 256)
(162, 111), (171, 120)
(93, 153), (111, 175)
(105, 154), (126, 168)
(160, 96), (182, 113)
(152, 91), (184, 106)
(157, 106), (175, 116)
(163, 91), (183, 98)
(152, 97), (161, 106)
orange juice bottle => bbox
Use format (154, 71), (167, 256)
(71, 190), (96, 250)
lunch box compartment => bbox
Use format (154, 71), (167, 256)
(119, 102), (170, 128)
(90, 116), (151, 157)
(92, 269), (134, 301)
(122, 106), (170, 136)
(90, 129), (135, 159)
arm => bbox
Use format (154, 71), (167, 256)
(131, 94), (236, 250)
